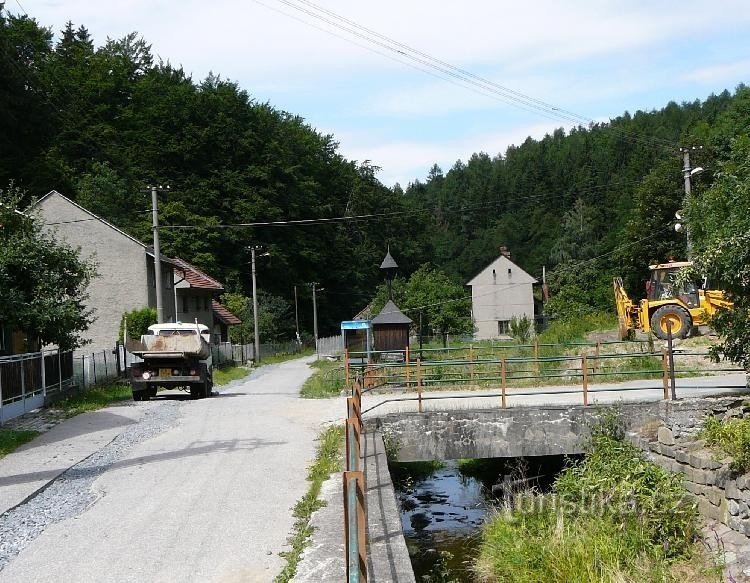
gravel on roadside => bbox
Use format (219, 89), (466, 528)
(0, 400), (181, 571)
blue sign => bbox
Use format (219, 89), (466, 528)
(341, 320), (371, 330)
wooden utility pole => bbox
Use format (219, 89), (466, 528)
(294, 285), (301, 344)
(150, 185), (169, 324)
(680, 146), (703, 260)
(251, 246), (261, 364)
(311, 282), (319, 359)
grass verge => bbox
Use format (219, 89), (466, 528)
(275, 424), (345, 582)
(0, 429), (40, 459)
(258, 348), (314, 366)
(57, 383), (132, 416)
(474, 419), (718, 582)
(213, 365), (250, 386)
(300, 359), (345, 398)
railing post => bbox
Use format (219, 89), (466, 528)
(533, 338), (540, 378)
(666, 320), (677, 400)
(58, 350), (63, 391)
(345, 349), (350, 389)
(40, 351), (46, 398)
(468, 344), (474, 384)
(405, 345), (410, 387)
(661, 348), (669, 400)
(417, 358), (423, 413)
(582, 352), (589, 406)
(501, 357), (507, 409)
(343, 470), (367, 582)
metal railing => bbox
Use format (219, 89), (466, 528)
(344, 340), (746, 415)
(0, 350), (75, 424)
(343, 376), (367, 582)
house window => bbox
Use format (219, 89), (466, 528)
(498, 320), (510, 335)
(182, 296), (189, 313)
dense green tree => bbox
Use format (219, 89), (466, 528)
(0, 184), (95, 349)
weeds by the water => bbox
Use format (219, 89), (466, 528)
(701, 414), (750, 472)
(275, 424), (344, 582)
(474, 418), (712, 582)
(57, 383), (132, 415)
(0, 429), (40, 459)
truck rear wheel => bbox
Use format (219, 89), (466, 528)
(650, 305), (691, 340)
(190, 384), (202, 399)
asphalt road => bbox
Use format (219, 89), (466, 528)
(0, 357), (343, 583)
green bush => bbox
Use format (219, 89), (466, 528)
(701, 415), (750, 472)
(539, 311), (616, 344)
(508, 315), (533, 344)
(119, 307), (157, 342)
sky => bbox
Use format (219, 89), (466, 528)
(14, 0), (750, 186)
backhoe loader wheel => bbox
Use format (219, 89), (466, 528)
(650, 305), (691, 340)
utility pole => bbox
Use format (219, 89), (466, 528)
(251, 246), (261, 364)
(294, 285), (300, 344)
(150, 185), (169, 324)
(680, 146), (703, 260)
(311, 282), (319, 359)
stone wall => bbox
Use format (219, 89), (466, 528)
(627, 397), (750, 538)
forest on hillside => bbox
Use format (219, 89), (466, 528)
(2, 14), (749, 337)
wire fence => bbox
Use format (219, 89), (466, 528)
(0, 350), (76, 424)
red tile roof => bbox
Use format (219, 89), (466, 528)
(171, 257), (224, 290)
(212, 300), (242, 325)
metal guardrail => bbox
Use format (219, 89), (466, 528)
(343, 377), (367, 582)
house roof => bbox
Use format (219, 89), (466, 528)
(466, 254), (538, 286)
(35, 190), (147, 249)
(372, 300), (412, 325)
(171, 257), (224, 290)
(212, 300), (242, 325)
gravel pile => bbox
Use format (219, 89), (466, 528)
(0, 401), (181, 571)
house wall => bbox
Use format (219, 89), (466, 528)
(469, 256), (535, 340)
(174, 287), (215, 331)
(37, 193), (174, 353)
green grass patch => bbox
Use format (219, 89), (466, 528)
(213, 365), (250, 386)
(275, 424), (345, 582)
(57, 383), (132, 416)
(0, 429), (40, 459)
(538, 311), (617, 345)
(300, 359), (345, 398)
(258, 348), (314, 366)
(701, 415), (750, 472)
(474, 420), (711, 582)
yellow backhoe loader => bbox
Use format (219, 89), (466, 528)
(613, 261), (732, 341)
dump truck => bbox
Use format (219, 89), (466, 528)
(126, 323), (213, 401)
(613, 261), (733, 341)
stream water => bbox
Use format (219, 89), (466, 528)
(392, 456), (577, 581)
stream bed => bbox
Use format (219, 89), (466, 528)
(392, 456), (576, 581)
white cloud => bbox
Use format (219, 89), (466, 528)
(338, 121), (571, 187)
(681, 59), (750, 85)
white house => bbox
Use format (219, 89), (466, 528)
(466, 248), (537, 340)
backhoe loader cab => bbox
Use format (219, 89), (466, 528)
(614, 261), (732, 341)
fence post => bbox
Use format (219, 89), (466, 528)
(343, 470), (367, 583)
(501, 357), (507, 409)
(405, 345), (410, 387)
(92, 353), (97, 386)
(469, 344), (475, 384)
(533, 338), (540, 378)
(582, 352), (589, 406)
(666, 320), (677, 400)
(20, 356), (26, 401)
(417, 358), (423, 413)
(40, 351), (46, 397)
(58, 350), (63, 391)
(344, 349), (350, 389)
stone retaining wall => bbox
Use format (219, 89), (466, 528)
(628, 397), (750, 538)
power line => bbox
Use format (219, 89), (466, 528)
(260, 0), (678, 151)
